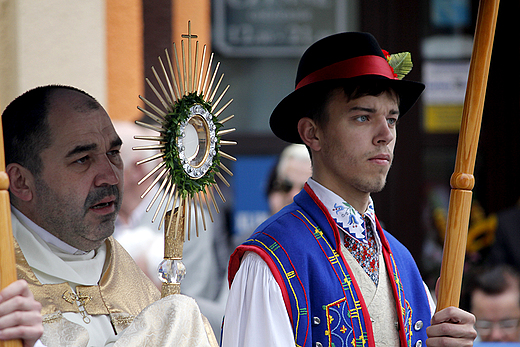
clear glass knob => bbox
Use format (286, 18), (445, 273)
(157, 259), (186, 284)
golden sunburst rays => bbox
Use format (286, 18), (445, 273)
(133, 21), (236, 241)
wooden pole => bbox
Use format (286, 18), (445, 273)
(0, 119), (23, 347)
(436, 0), (500, 311)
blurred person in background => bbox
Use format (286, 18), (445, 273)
(265, 144), (312, 215)
(112, 120), (159, 271)
(463, 264), (520, 342)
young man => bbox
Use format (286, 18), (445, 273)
(222, 32), (477, 347)
(2, 85), (217, 346)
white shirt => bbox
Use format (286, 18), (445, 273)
(222, 251), (294, 347)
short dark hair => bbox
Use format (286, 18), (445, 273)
(2, 85), (99, 175)
(461, 264), (520, 311)
(309, 80), (400, 127)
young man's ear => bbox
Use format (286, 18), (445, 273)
(6, 163), (35, 202)
(298, 117), (321, 152)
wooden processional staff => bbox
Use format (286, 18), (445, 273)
(436, 0), (500, 311)
(0, 118), (22, 347)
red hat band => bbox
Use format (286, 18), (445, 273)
(295, 55), (397, 90)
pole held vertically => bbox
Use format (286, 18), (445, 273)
(436, 0), (500, 311)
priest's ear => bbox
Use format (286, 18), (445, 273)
(6, 163), (35, 202)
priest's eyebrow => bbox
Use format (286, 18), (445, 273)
(65, 138), (122, 158)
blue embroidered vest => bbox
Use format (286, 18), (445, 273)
(229, 185), (431, 347)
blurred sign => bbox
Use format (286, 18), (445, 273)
(422, 60), (470, 133)
(213, 0), (354, 57)
(430, 0), (471, 28)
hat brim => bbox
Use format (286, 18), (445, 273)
(270, 75), (425, 144)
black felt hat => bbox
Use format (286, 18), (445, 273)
(269, 32), (425, 144)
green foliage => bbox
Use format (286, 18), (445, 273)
(162, 93), (222, 198)
(388, 52), (413, 80)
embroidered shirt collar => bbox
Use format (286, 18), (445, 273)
(306, 178), (381, 251)
(11, 206), (88, 255)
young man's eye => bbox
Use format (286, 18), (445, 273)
(355, 115), (369, 122)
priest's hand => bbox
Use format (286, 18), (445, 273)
(0, 279), (43, 347)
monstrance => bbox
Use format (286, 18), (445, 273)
(133, 21), (236, 297)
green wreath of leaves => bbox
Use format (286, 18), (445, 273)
(163, 92), (223, 199)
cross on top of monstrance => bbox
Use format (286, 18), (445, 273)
(181, 22), (198, 40)
(132, 21), (236, 297)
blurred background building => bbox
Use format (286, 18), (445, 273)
(1, 0), (519, 289)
